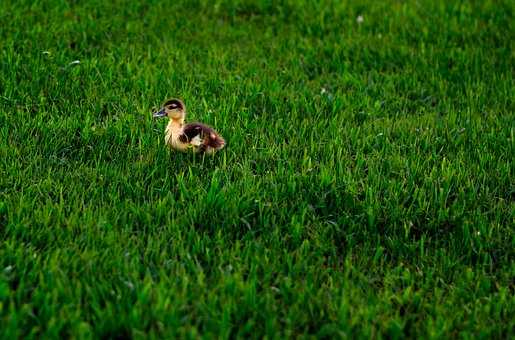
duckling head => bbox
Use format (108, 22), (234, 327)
(153, 99), (186, 122)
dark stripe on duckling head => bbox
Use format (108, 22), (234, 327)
(164, 98), (185, 110)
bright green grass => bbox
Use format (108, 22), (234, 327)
(0, 0), (514, 338)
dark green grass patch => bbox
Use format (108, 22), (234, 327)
(0, 0), (514, 338)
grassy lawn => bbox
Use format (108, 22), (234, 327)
(0, 0), (513, 338)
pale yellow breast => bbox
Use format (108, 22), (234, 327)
(165, 121), (189, 151)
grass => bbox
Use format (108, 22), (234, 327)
(0, 0), (514, 338)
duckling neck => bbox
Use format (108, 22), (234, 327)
(165, 118), (185, 144)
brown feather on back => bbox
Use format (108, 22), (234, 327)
(180, 123), (225, 150)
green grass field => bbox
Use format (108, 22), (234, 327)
(1, 0), (514, 338)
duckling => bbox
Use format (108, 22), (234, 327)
(153, 99), (225, 153)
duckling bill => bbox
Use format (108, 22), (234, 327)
(153, 99), (225, 153)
